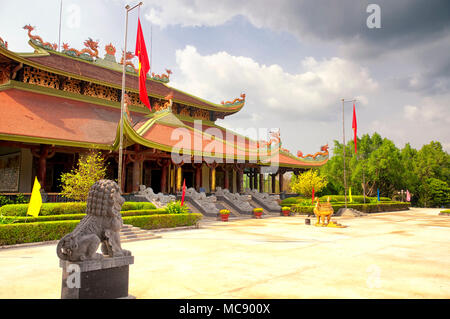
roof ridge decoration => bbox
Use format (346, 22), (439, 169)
(62, 38), (99, 62)
(154, 92), (174, 113)
(297, 144), (329, 160)
(221, 93), (245, 106)
(0, 37), (7, 49)
(119, 50), (138, 73)
(151, 69), (172, 83)
(23, 25), (58, 51)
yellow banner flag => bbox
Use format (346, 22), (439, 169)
(349, 187), (353, 203)
(27, 177), (42, 217)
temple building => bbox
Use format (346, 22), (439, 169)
(0, 28), (329, 196)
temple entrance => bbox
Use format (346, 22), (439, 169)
(183, 171), (194, 189)
(151, 169), (162, 193)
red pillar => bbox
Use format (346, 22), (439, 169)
(279, 169), (284, 194)
(259, 168), (264, 192)
(195, 163), (202, 191)
(224, 166), (230, 190)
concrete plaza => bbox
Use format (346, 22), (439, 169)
(0, 207), (449, 299)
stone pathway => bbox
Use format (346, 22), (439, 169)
(0, 208), (448, 299)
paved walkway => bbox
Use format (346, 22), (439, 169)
(0, 208), (449, 299)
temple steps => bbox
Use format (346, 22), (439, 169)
(248, 199), (272, 216)
(216, 201), (241, 217)
(120, 224), (161, 243)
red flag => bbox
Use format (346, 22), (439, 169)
(135, 18), (151, 110)
(181, 179), (186, 206)
(352, 102), (357, 153)
(312, 186), (315, 204)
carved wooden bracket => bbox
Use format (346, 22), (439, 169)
(157, 158), (171, 168)
(31, 145), (56, 159)
(205, 161), (218, 169)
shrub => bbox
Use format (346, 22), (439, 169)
(290, 202), (410, 215)
(318, 195), (391, 203)
(281, 207), (291, 211)
(0, 201), (157, 217)
(121, 202), (156, 211)
(0, 195), (13, 207)
(0, 208), (169, 223)
(0, 220), (79, 246)
(164, 201), (189, 214)
(219, 209), (230, 215)
(123, 213), (202, 230)
(253, 208), (263, 213)
(280, 197), (303, 205)
(290, 170), (327, 196)
(0, 213), (203, 245)
(60, 151), (107, 201)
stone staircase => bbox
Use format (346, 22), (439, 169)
(120, 224), (161, 243)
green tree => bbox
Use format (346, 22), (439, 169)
(414, 141), (450, 183)
(60, 151), (107, 201)
(417, 178), (450, 208)
(290, 169), (328, 197)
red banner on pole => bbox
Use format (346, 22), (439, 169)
(181, 179), (186, 206)
(352, 102), (357, 154)
(135, 18), (151, 110)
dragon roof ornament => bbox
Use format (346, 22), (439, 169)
(22, 25), (172, 82)
(221, 93), (245, 106)
(23, 25), (57, 51)
(0, 37), (7, 49)
(297, 144), (329, 160)
(62, 38), (99, 62)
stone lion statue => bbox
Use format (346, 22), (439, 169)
(56, 179), (131, 262)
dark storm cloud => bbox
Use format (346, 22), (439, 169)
(268, 0), (450, 51)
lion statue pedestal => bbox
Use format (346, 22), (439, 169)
(57, 180), (134, 299)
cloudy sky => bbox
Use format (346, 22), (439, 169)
(1, 0), (449, 155)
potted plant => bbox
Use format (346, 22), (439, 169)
(253, 208), (263, 219)
(219, 209), (230, 221)
(281, 206), (291, 216)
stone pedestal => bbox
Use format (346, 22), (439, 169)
(60, 255), (134, 299)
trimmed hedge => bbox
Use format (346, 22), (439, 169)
(0, 213), (202, 246)
(0, 201), (157, 217)
(0, 208), (169, 224)
(281, 195), (392, 207)
(123, 213), (202, 230)
(0, 220), (79, 246)
(290, 202), (411, 215)
(439, 209), (450, 216)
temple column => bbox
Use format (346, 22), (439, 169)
(271, 173), (276, 193)
(234, 163), (244, 193)
(176, 164), (183, 192)
(158, 159), (170, 194)
(278, 169), (284, 194)
(253, 168), (258, 190)
(129, 145), (144, 193)
(207, 162), (218, 193)
(194, 163), (202, 191)
(224, 166), (230, 190)
(32, 145), (56, 191)
(259, 168), (264, 192)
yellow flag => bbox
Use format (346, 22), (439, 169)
(27, 177), (42, 217)
(349, 187), (353, 203)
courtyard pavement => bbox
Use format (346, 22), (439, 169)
(0, 207), (449, 299)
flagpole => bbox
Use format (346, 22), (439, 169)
(58, 0), (63, 52)
(342, 99), (347, 208)
(341, 98), (357, 209)
(118, 2), (143, 192)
